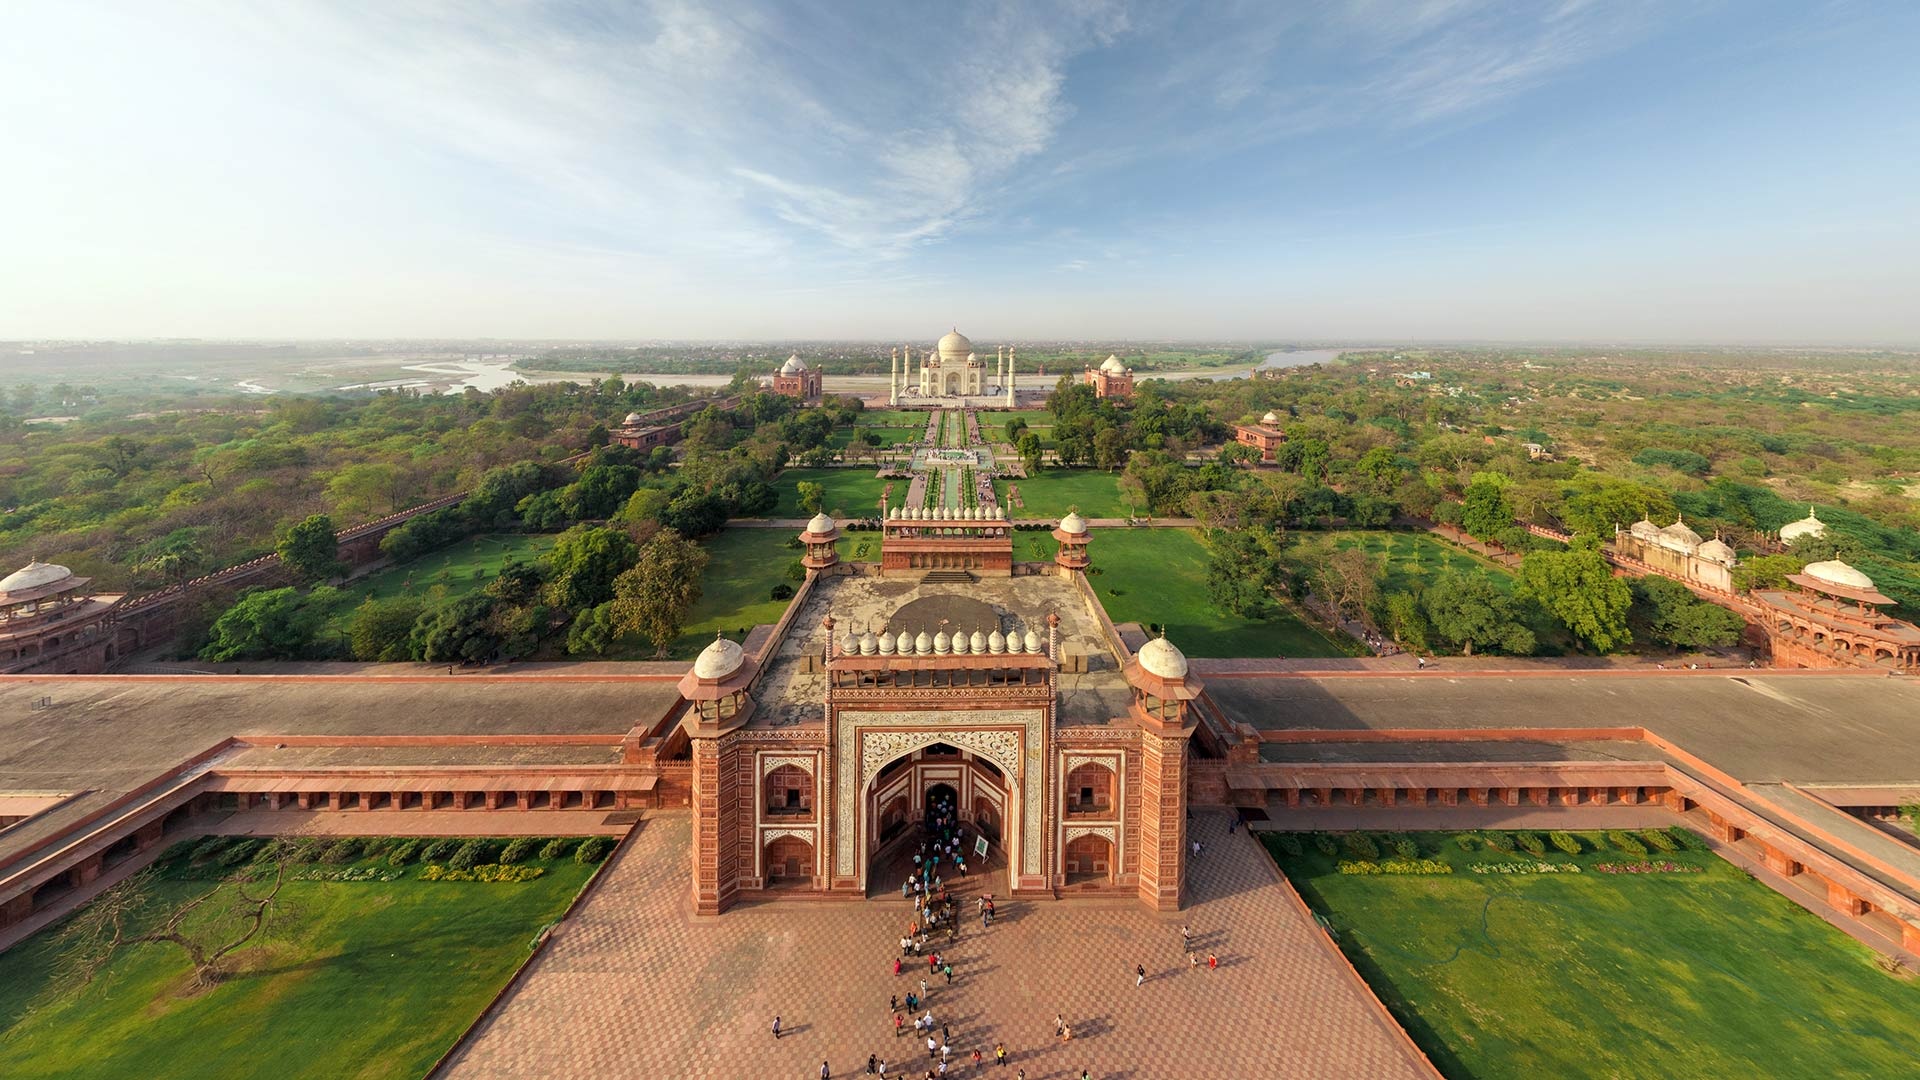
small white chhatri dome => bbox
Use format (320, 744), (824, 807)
(897, 630), (914, 654)
(1660, 517), (1703, 548)
(806, 512), (835, 535)
(692, 635), (745, 680)
(780, 354), (807, 375)
(1058, 512), (1089, 535)
(1260, 410), (1280, 426)
(1805, 560), (1875, 590)
(915, 630), (933, 655)
(988, 629), (1006, 654)
(1136, 635), (1189, 679)
(969, 630), (986, 654)
(0, 560), (74, 594)
(1023, 629), (1041, 654)
(1100, 355), (1127, 374)
(1697, 537), (1736, 565)
(1781, 506), (1827, 543)
(621, 411), (644, 426)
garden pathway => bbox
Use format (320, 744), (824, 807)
(439, 811), (1435, 1078)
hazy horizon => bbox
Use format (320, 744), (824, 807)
(4, 1), (1918, 344)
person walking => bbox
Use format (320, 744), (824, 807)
(1180, 924), (1191, 949)
(995, 1043), (1007, 1067)
(927, 1034), (938, 1061)
(1135, 962), (1147, 987)
(1207, 951), (1218, 971)
(773, 1015), (783, 1039)
(1053, 1014), (1064, 1038)
(867, 1054), (879, 1076)
(878, 1060), (887, 1078)
(891, 994), (899, 1014)
(920, 977), (929, 1001)
(895, 1011), (905, 1038)
(821, 1061), (830, 1080)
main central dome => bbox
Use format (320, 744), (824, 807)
(936, 328), (973, 361)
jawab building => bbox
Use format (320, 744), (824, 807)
(651, 510), (1207, 914)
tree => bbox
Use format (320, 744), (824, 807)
(1216, 441), (1258, 468)
(566, 601), (624, 656)
(1733, 553), (1804, 592)
(1381, 591), (1431, 653)
(1206, 527), (1282, 618)
(1630, 576), (1746, 650)
(1421, 572), (1534, 656)
(1560, 476), (1675, 539)
(1093, 427), (1128, 472)
(796, 481), (825, 515)
(276, 514), (343, 583)
(410, 593), (501, 663)
(133, 530), (208, 588)
(325, 461), (409, 519)
(56, 844), (294, 992)
(348, 595), (425, 661)
(1016, 432), (1044, 473)
(1517, 548), (1633, 652)
(1354, 446), (1402, 496)
(543, 525), (640, 612)
(1310, 546), (1384, 626)
(1459, 474), (1515, 541)
(200, 587), (330, 661)
(609, 529), (711, 657)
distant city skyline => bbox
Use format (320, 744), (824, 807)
(2, 1), (1917, 344)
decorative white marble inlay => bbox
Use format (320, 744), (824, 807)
(761, 754), (816, 778)
(833, 708), (1046, 878)
(1063, 825), (1117, 845)
(762, 827), (815, 843)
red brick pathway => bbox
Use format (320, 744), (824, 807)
(440, 812), (1433, 1079)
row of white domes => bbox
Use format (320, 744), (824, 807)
(850, 627), (1043, 657)
(890, 505), (1006, 521)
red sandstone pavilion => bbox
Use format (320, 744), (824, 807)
(639, 501), (1205, 914)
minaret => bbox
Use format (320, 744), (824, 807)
(1005, 345), (1016, 406)
(997, 345), (1005, 383)
(889, 348), (899, 406)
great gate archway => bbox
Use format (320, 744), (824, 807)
(859, 740), (1022, 895)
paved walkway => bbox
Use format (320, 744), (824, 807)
(441, 812), (1433, 1079)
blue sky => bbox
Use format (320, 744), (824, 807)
(2, 0), (1917, 342)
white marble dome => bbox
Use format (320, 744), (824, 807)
(1805, 560), (1875, 590)
(1781, 507), (1826, 543)
(1697, 538), (1736, 565)
(1659, 518), (1703, 548)
(621, 411), (644, 426)
(1100, 355), (1127, 374)
(969, 630), (986, 654)
(0, 560), (73, 594)
(879, 631), (897, 655)
(937, 329), (973, 361)
(933, 631), (951, 655)
(692, 635), (744, 680)
(859, 632), (877, 655)
(915, 630), (933, 655)
(897, 630), (914, 654)
(1260, 411), (1280, 426)
(988, 629), (1006, 654)
(806, 512), (835, 535)
(1058, 512), (1088, 535)
(1023, 629), (1041, 654)
(1136, 635), (1189, 679)
(780, 354), (807, 375)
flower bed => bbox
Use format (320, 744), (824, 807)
(1468, 861), (1583, 875)
(419, 863), (548, 883)
(1593, 861), (1704, 875)
(1338, 858), (1454, 876)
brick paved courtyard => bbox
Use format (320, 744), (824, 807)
(441, 811), (1432, 1079)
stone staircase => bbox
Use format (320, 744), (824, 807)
(921, 570), (977, 585)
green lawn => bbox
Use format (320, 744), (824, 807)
(995, 470), (1130, 518)
(320, 533), (558, 636)
(1282, 529), (1574, 653)
(769, 468), (895, 519)
(1267, 829), (1920, 1079)
(1067, 528), (1357, 658)
(665, 527), (876, 658)
(0, 838), (601, 1080)
(858, 409), (934, 430)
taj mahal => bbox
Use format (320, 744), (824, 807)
(889, 328), (1019, 406)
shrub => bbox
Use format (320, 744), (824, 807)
(538, 837), (576, 861)
(217, 838), (264, 867)
(1311, 833), (1340, 857)
(1605, 830), (1649, 856)
(251, 838), (293, 865)
(1548, 831), (1583, 855)
(387, 840), (420, 867)
(1341, 832), (1381, 860)
(770, 583), (795, 601)
(575, 836), (612, 864)
(291, 836), (331, 862)
(1272, 833), (1304, 857)
(499, 837), (538, 865)
(1638, 828), (1679, 853)
(321, 837), (364, 864)
(360, 837), (393, 856)
(1453, 833), (1478, 852)
(447, 839), (488, 871)
(186, 835), (230, 864)
(1516, 832), (1547, 857)
(1392, 839), (1420, 860)
(1668, 827), (1708, 851)
(1337, 859), (1453, 876)
(419, 863), (548, 883)
(422, 838), (460, 862)
(1482, 831), (1515, 853)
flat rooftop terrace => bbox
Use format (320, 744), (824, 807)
(752, 570), (1131, 727)
(1207, 672), (1920, 785)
